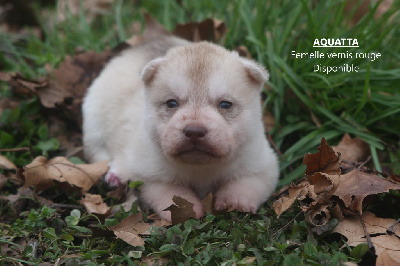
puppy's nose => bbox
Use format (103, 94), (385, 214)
(184, 126), (207, 141)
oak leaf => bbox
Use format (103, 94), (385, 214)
(23, 156), (108, 192)
(303, 138), (340, 176)
(333, 169), (400, 214)
(173, 18), (227, 42)
(164, 195), (197, 225)
(110, 212), (167, 247)
(80, 193), (111, 218)
(332, 133), (370, 162)
(333, 212), (400, 264)
(0, 155), (17, 171)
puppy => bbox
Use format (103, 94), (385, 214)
(82, 36), (279, 221)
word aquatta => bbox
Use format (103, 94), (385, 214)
(313, 38), (359, 47)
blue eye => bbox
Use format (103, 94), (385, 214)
(219, 101), (232, 109)
(166, 99), (179, 108)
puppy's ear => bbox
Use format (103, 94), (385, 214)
(141, 57), (165, 86)
(239, 58), (269, 88)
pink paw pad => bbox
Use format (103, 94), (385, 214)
(105, 171), (121, 187)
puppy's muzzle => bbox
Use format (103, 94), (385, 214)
(183, 126), (207, 142)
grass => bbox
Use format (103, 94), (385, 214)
(1, 0), (399, 264)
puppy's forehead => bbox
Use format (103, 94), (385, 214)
(161, 43), (240, 100)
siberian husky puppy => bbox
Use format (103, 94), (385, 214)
(82, 36), (279, 221)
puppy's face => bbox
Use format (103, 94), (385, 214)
(141, 42), (268, 164)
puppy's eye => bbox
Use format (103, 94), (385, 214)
(219, 101), (232, 109)
(166, 99), (179, 108)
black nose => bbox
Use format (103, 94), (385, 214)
(184, 126), (207, 141)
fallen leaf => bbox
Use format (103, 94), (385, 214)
(80, 193), (111, 218)
(110, 212), (152, 246)
(125, 13), (170, 46)
(201, 193), (214, 214)
(332, 133), (370, 162)
(273, 138), (341, 217)
(303, 138), (341, 176)
(234, 45), (252, 59)
(164, 195), (197, 225)
(46, 49), (113, 126)
(333, 169), (400, 214)
(1, 73), (48, 97)
(262, 111), (276, 133)
(173, 18), (227, 43)
(23, 156), (108, 192)
(273, 182), (314, 217)
(0, 155), (17, 170)
(333, 212), (400, 264)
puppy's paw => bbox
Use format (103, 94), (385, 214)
(104, 171), (121, 188)
(214, 190), (258, 213)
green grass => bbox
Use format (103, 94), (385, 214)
(1, 0), (400, 264)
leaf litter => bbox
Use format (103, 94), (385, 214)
(273, 137), (400, 262)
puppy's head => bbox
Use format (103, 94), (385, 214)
(141, 42), (268, 164)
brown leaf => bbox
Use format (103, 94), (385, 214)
(273, 182), (314, 217)
(332, 133), (370, 162)
(0, 155), (17, 170)
(334, 169), (400, 214)
(201, 193), (214, 214)
(110, 212), (151, 246)
(234, 46), (252, 59)
(2, 72), (48, 97)
(262, 111), (275, 133)
(164, 195), (197, 225)
(303, 138), (341, 176)
(23, 156), (108, 192)
(80, 193), (111, 218)
(173, 18), (227, 42)
(333, 212), (400, 264)
(125, 13), (170, 46)
(46, 49), (113, 126)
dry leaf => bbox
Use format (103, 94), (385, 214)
(23, 156), (108, 192)
(110, 212), (152, 246)
(303, 138), (341, 176)
(0, 155), (17, 170)
(333, 212), (400, 264)
(173, 18), (227, 42)
(333, 169), (400, 214)
(332, 133), (370, 162)
(262, 111), (275, 133)
(273, 138), (341, 218)
(273, 182), (313, 217)
(201, 193), (214, 214)
(1, 73), (48, 97)
(164, 195), (197, 225)
(46, 49), (113, 126)
(80, 193), (111, 218)
(125, 13), (170, 46)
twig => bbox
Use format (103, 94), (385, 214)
(359, 213), (376, 254)
(0, 147), (30, 152)
(49, 203), (85, 210)
(357, 156), (371, 170)
(271, 211), (302, 240)
(387, 218), (400, 235)
(267, 134), (283, 156)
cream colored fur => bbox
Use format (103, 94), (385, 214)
(82, 36), (279, 221)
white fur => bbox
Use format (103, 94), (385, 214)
(82, 37), (279, 221)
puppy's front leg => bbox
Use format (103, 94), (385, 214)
(214, 176), (276, 213)
(140, 182), (204, 222)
